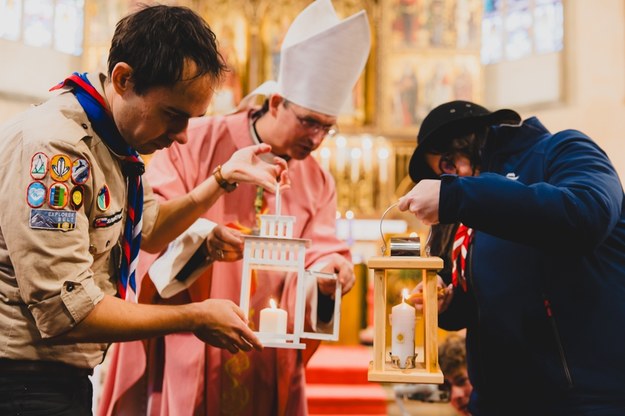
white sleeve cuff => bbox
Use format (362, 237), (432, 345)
(149, 218), (216, 298)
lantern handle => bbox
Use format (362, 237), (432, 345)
(379, 201), (432, 256)
(379, 201), (399, 255)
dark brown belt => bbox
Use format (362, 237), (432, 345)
(0, 358), (93, 377)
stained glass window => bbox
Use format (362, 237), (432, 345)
(1, 0), (83, 56)
(23, 0), (54, 48)
(481, 0), (563, 64)
(54, 0), (84, 55)
(0, 0), (23, 40)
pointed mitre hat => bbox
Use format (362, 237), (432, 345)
(238, 0), (371, 116)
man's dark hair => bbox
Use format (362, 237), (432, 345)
(107, 5), (227, 95)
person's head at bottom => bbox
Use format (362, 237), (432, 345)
(439, 333), (473, 416)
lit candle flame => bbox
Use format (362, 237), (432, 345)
(269, 298), (277, 309)
(401, 288), (409, 303)
(409, 232), (418, 238)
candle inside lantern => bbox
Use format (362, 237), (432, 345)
(275, 182), (281, 216)
(390, 288), (416, 369)
(259, 298), (287, 336)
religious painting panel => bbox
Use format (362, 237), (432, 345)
(380, 53), (481, 135)
(387, 0), (482, 51)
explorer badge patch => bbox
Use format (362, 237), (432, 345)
(29, 209), (76, 231)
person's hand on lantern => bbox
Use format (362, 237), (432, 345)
(205, 225), (244, 262)
(193, 298), (263, 354)
(397, 179), (441, 225)
(317, 253), (355, 299)
(407, 274), (454, 313)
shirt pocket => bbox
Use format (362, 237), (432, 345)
(89, 209), (124, 289)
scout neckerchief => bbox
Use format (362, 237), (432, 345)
(451, 223), (473, 292)
(50, 72), (144, 300)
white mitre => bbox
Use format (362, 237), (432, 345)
(238, 0), (371, 116)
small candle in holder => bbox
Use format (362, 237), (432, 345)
(259, 298), (287, 336)
(390, 289), (416, 369)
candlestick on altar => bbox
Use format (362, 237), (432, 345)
(350, 148), (361, 183)
(378, 148), (389, 184)
(336, 135), (347, 175)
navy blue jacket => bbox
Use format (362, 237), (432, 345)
(438, 117), (625, 415)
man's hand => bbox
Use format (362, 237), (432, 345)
(221, 144), (290, 192)
(206, 225), (244, 262)
(397, 179), (441, 225)
(407, 274), (454, 313)
(193, 299), (263, 354)
(317, 254), (355, 299)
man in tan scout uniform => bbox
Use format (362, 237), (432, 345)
(0, 5), (287, 415)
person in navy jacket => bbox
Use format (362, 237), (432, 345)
(399, 100), (625, 416)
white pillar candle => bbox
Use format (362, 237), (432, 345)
(259, 298), (287, 336)
(274, 182), (281, 216)
(390, 289), (416, 369)
(336, 135), (347, 175)
(362, 136), (373, 175)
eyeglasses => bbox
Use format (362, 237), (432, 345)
(286, 105), (337, 137)
(438, 153), (459, 174)
(437, 151), (476, 175)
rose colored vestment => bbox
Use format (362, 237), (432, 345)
(98, 110), (350, 416)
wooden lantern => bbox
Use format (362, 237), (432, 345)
(239, 214), (342, 349)
(367, 256), (444, 383)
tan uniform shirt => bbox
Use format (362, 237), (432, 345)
(0, 74), (158, 369)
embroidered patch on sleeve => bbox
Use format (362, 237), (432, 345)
(50, 154), (72, 182)
(71, 158), (90, 184)
(26, 181), (47, 208)
(29, 209), (77, 231)
(93, 210), (123, 228)
(48, 183), (69, 209)
(97, 184), (110, 211)
(70, 185), (85, 210)
(30, 152), (49, 180)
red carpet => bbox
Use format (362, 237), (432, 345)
(306, 345), (387, 415)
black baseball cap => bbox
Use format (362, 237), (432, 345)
(408, 100), (521, 182)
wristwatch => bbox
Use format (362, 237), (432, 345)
(213, 164), (238, 193)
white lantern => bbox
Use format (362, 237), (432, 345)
(239, 213), (342, 349)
